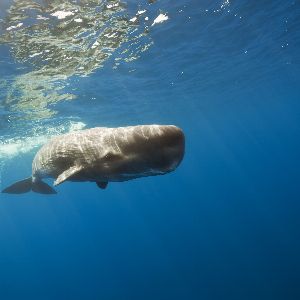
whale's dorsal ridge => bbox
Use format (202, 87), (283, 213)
(54, 165), (83, 186)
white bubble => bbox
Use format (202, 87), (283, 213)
(151, 14), (169, 26)
(51, 11), (75, 20)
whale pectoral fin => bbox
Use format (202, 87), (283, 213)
(96, 182), (108, 189)
(54, 165), (83, 186)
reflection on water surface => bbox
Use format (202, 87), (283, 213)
(0, 0), (163, 122)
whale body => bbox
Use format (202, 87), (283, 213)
(2, 125), (185, 194)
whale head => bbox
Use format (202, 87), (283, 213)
(148, 125), (185, 173)
(116, 125), (185, 177)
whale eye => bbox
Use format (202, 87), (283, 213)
(104, 152), (122, 162)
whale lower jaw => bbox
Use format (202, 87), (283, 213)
(108, 170), (168, 182)
(67, 170), (169, 183)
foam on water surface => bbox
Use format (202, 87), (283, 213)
(0, 121), (86, 160)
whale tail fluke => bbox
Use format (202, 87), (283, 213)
(32, 180), (57, 194)
(2, 177), (57, 194)
(2, 177), (32, 194)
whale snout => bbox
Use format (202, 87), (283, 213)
(149, 125), (185, 172)
(160, 125), (185, 147)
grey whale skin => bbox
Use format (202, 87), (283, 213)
(2, 125), (185, 194)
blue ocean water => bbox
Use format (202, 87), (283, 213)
(0, 0), (300, 299)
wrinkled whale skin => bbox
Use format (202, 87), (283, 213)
(34, 125), (185, 183)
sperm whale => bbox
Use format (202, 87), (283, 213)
(2, 125), (185, 194)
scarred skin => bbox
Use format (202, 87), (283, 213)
(32, 125), (185, 185)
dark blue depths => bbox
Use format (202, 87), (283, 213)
(0, 0), (300, 299)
